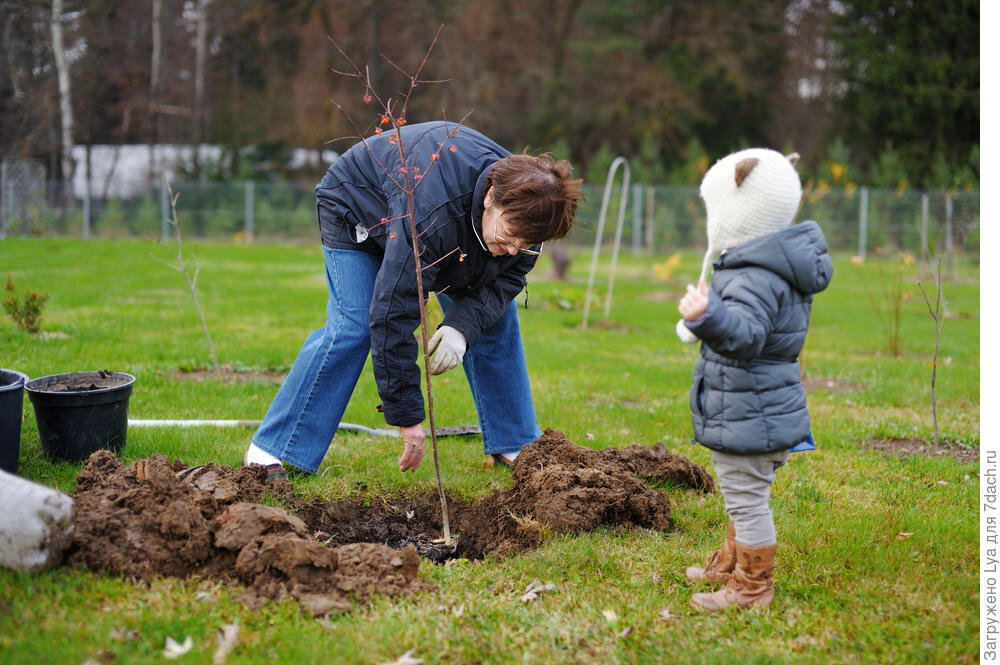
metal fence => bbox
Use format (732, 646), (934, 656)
(0, 172), (980, 261)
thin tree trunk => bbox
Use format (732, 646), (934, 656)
(51, 0), (74, 183)
(4, 14), (23, 99)
(192, 0), (208, 179)
(149, 0), (162, 183)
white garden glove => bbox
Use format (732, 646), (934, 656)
(427, 325), (467, 375)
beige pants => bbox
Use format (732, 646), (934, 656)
(711, 449), (790, 547)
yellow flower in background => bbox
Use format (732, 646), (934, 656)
(900, 252), (915, 267)
(653, 252), (683, 282)
(845, 181), (857, 198)
(829, 161), (846, 184)
(809, 179), (831, 203)
(851, 255), (865, 266)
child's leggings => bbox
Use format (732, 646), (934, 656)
(711, 449), (790, 547)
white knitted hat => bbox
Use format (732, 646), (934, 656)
(676, 148), (802, 344)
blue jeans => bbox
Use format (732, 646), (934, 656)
(253, 246), (542, 473)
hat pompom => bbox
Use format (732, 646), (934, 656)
(676, 318), (699, 345)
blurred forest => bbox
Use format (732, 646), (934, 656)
(1, 0), (980, 189)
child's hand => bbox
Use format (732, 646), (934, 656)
(678, 279), (710, 321)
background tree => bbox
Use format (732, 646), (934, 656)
(829, 0), (979, 187)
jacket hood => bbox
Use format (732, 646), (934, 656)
(716, 220), (833, 295)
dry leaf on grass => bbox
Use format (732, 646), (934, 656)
(212, 622), (240, 664)
(163, 636), (193, 659)
(110, 628), (140, 642)
(520, 581), (557, 603)
(602, 609), (618, 622)
(897, 532), (915, 539)
(378, 650), (423, 665)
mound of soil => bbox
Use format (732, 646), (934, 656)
(66, 430), (712, 613)
(453, 430), (710, 558)
(70, 452), (432, 614)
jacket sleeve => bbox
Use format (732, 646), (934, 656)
(441, 252), (537, 346)
(368, 201), (445, 427)
(684, 271), (781, 361)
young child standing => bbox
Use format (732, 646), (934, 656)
(676, 147), (833, 611)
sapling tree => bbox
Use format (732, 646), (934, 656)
(151, 186), (221, 373)
(917, 258), (945, 448)
(3, 272), (49, 334)
(326, 27), (470, 544)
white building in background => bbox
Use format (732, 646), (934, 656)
(69, 144), (340, 198)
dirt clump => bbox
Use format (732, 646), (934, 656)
(608, 442), (715, 492)
(453, 429), (711, 558)
(69, 451), (432, 614)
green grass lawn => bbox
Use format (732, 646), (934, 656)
(0, 237), (980, 664)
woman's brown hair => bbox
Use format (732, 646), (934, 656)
(485, 153), (584, 245)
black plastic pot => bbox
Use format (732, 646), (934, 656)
(26, 371), (136, 463)
(0, 369), (29, 473)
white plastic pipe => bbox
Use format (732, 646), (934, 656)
(128, 419), (400, 437)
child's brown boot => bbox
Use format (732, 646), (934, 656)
(685, 521), (736, 583)
(690, 543), (775, 611)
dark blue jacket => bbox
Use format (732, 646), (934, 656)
(683, 221), (833, 454)
(316, 122), (538, 427)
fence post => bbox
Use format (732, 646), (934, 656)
(945, 191), (954, 276)
(920, 193), (929, 263)
(644, 186), (654, 252)
(83, 167), (91, 241)
(858, 186), (869, 260)
(160, 178), (169, 243)
(631, 184), (642, 255)
(1, 160), (6, 239)
(245, 180), (254, 241)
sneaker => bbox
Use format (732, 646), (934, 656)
(483, 453), (515, 470)
(243, 447), (289, 483)
(263, 463), (289, 482)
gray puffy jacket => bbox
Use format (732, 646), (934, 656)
(683, 220), (833, 455)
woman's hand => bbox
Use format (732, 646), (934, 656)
(398, 424), (426, 472)
(679, 279), (710, 321)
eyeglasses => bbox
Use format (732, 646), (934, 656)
(493, 221), (542, 256)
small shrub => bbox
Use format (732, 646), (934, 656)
(3, 272), (49, 333)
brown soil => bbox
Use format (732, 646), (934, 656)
(865, 437), (979, 464)
(67, 429), (711, 614)
(172, 366), (286, 384)
(451, 430), (712, 559)
(33, 370), (130, 392)
(69, 452), (431, 615)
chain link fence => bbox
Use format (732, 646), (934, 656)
(0, 159), (48, 239)
(0, 172), (980, 260)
